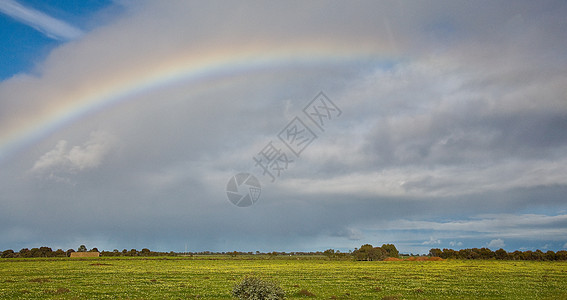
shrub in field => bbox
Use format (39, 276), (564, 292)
(232, 276), (285, 300)
(296, 289), (315, 297)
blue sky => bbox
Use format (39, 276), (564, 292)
(0, 0), (114, 79)
(1, 1), (567, 254)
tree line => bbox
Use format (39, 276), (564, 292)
(0, 245), (173, 258)
(428, 248), (567, 261)
(2, 244), (567, 261)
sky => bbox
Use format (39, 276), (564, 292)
(0, 0), (566, 254)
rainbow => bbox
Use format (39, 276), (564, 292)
(0, 41), (394, 164)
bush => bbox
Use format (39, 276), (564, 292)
(232, 276), (285, 300)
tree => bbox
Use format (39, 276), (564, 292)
(353, 244), (387, 261)
(323, 249), (336, 259)
(479, 248), (495, 259)
(381, 244), (399, 258)
(429, 248), (442, 257)
(556, 250), (567, 261)
(1, 249), (15, 258)
(89, 247), (99, 253)
(78, 245), (87, 252)
(495, 248), (508, 260)
(39, 247), (53, 257)
(545, 251), (557, 261)
(510, 250), (524, 260)
(30, 248), (41, 257)
(66, 249), (75, 257)
(533, 250), (545, 261)
(19, 248), (31, 258)
(442, 248), (458, 259)
(54, 249), (66, 257)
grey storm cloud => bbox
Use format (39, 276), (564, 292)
(0, 0), (566, 254)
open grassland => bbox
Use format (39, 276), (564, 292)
(1, 257), (566, 299)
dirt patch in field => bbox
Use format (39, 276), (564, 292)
(297, 289), (315, 297)
(404, 257), (444, 261)
(44, 288), (70, 295)
(427, 257), (444, 261)
(384, 257), (403, 261)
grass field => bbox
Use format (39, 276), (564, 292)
(1, 256), (567, 299)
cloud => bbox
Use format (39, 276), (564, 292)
(0, 1), (566, 252)
(422, 237), (441, 245)
(487, 239), (505, 249)
(0, 0), (83, 40)
(449, 241), (463, 247)
(379, 214), (567, 239)
(331, 228), (363, 241)
(30, 131), (116, 181)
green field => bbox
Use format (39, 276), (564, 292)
(1, 257), (566, 299)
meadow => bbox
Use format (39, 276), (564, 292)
(1, 256), (566, 299)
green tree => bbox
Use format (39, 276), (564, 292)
(1, 249), (15, 258)
(323, 249), (336, 259)
(78, 245), (87, 252)
(510, 250), (524, 260)
(545, 250), (557, 261)
(442, 248), (458, 259)
(556, 250), (567, 261)
(381, 244), (399, 258)
(479, 248), (495, 259)
(19, 248), (31, 258)
(429, 248), (442, 257)
(495, 248), (508, 260)
(353, 244), (387, 261)
(30, 248), (41, 257)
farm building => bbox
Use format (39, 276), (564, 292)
(70, 252), (100, 258)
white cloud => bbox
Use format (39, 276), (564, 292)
(422, 237), (441, 245)
(449, 241), (463, 247)
(0, 0), (83, 40)
(31, 131), (116, 181)
(563, 242), (567, 249)
(487, 239), (505, 249)
(378, 214), (567, 238)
